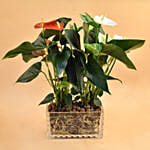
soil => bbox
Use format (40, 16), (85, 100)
(48, 102), (101, 113)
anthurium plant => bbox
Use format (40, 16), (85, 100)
(3, 13), (145, 112)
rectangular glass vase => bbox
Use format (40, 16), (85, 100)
(46, 106), (104, 139)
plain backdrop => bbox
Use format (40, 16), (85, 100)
(0, 0), (150, 150)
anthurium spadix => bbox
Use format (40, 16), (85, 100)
(94, 15), (117, 27)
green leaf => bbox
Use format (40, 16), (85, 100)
(39, 93), (54, 105)
(65, 56), (83, 92)
(65, 29), (81, 49)
(102, 44), (136, 70)
(16, 62), (41, 83)
(3, 42), (41, 59)
(85, 55), (110, 94)
(80, 14), (92, 23)
(57, 17), (72, 27)
(45, 45), (59, 62)
(94, 97), (102, 106)
(32, 34), (47, 48)
(22, 35), (46, 62)
(56, 81), (70, 88)
(43, 46), (71, 76)
(98, 89), (104, 97)
(108, 39), (145, 52)
(22, 52), (36, 63)
(83, 24), (97, 44)
(106, 75), (122, 83)
(54, 47), (71, 76)
(98, 55), (108, 66)
(84, 43), (102, 56)
(80, 13), (99, 27)
(63, 93), (72, 109)
(60, 35), (67, 45)
(42, 29), (60, 39)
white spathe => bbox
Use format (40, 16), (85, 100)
(94, 15), (117, 27)
(98, 32), (111, 43)
(98, 33), (123, 44)
(113, 34), (123, 39)
(98, 32), (106, 43)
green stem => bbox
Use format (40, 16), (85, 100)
(107, 58), (116, 76)
(41, 71), (51, 86)
(45, 59), (56, 93)
(104, 57), (114, 74)
(96, 27), (99, 43)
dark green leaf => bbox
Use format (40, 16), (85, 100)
(73, 23), (78, 32)
(32, 34), (47, 48)
(42, 29), (60, 39)
(80, 13), (99, 27)
(94, 97), (102, 106)
(85, 55), (110, 94)
(54, 47), (71, 76)
(73, 50), (86, 69)
(102, 44), (136, 70)
(83, 24), (97, 44)
(60, 35), (67, 45)
(39, 93), (54, 105)
(98, 55), (108, 66)
(22, 52), (36, 63)
(84, 43), (102, 56)
(65, 29), (81, 49)
(63, 93), (72, 109)
(46, 45), (59, 62)
(46, 46), (71, 76)
(98, 89), (104, 97)
(57, 17), (72, 27)
(106, 75), (122, 83)
(16, 62), (41, 83)
(65, 56), (83, 92)
(108, 39), (145, 52)
(77, 26), (83, 32)
(80, 14), (91, 23)
(43, 46), (71, 76)
(3, 42), (41, 59)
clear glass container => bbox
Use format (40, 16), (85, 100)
(46, 106), (104, 139)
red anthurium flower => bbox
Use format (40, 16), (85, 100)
(34, 20), (64, 31)
(32, 51), (45, 56)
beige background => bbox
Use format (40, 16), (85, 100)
(0, 0), (150, 149)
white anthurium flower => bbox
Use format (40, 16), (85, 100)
(113, 34), (123, 39)
(98, 32), (111, 44)
(94, 15), (117, 27)
(98, 32), (106, 43)
(98, 33), (123, 44)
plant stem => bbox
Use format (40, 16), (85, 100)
(45, 58), (56, 93)
(107, 58), (116, 75)
(41, 71), (51, 86)
(104, 57), (114, 74)
(95, 57), (116, 96)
